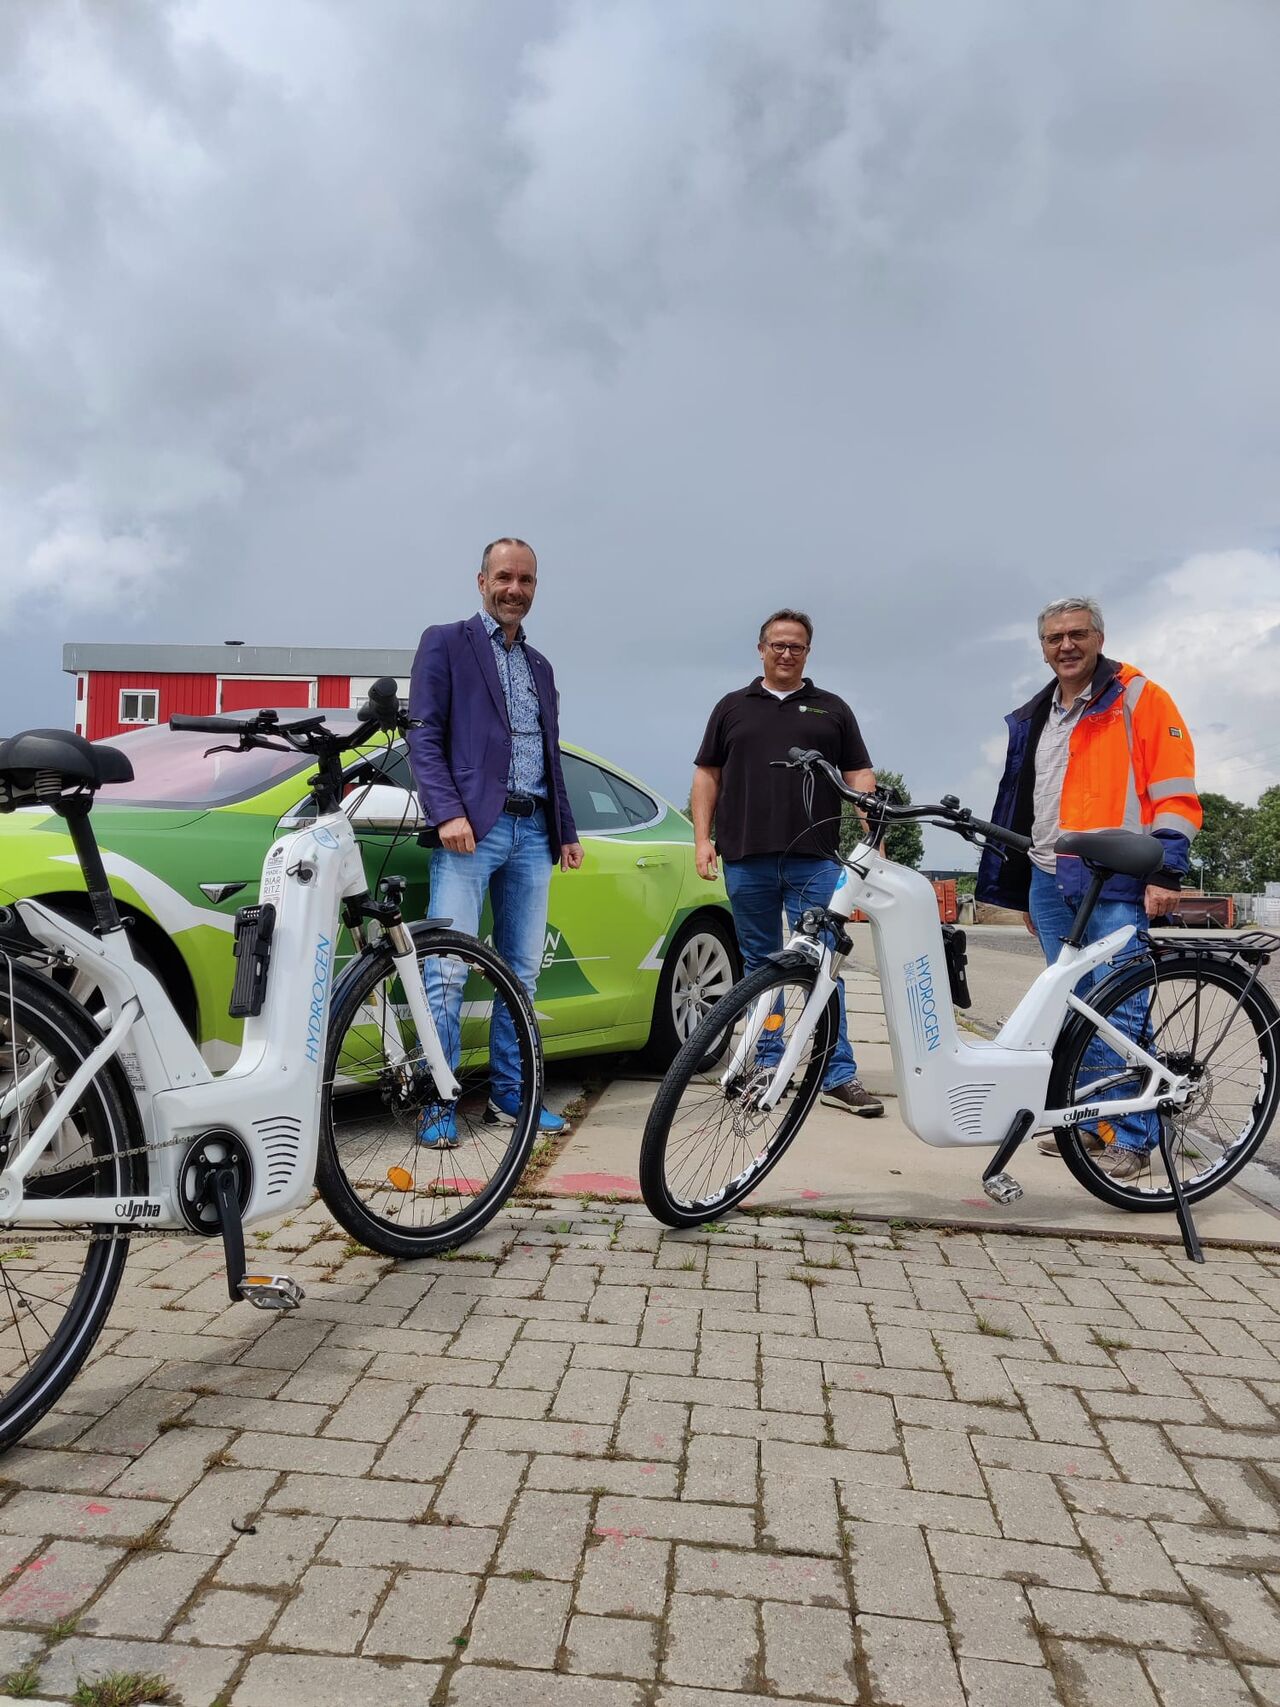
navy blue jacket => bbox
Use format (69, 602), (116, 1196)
(406, 614), (578, 860)
(976, 655), (1193, 911)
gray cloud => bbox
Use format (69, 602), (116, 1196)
(2, 0), (1279, 848)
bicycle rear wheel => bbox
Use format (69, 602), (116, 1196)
(0, 965), (144, 1450)
(640, 960), (837, 1228)
(317, 925), (543, 1256)
(1049, 951), (1280, 1210)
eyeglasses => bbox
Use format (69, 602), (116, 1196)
(1042, 628), (1095, 648)
(763, 641), (809, 655)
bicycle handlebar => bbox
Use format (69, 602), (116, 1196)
(169, 677), (405, 752)
(170, 713), (270, 735)
(780, 748), (1032, 855)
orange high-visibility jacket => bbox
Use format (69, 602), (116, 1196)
(977, 656), (1202, 910)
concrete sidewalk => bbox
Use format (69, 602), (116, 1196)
(543, 937), (1280, 1251)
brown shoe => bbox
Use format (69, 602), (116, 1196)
(1036, 1131), (1108, 1158)
(1103, 1147), (1152, 1182)
(821, 1079), (884, 1118)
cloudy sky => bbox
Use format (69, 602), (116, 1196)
(3, 0), (1279, 852)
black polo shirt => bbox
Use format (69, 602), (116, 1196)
(695, 679), (872, 863)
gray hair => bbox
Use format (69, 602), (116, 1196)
(480, 537), (537, 575)
(1037, 597), (1104, 640)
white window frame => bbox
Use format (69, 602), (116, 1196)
(119, 688), (159, 726)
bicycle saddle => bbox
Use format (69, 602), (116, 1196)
(1054, 828), (1164, 880)
(0, 728), (134, 791)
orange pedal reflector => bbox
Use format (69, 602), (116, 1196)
(387, 1167), (413, 1192)
(762, 1014), (785, 1031)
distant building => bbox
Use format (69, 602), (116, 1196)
(63, 643), (417, 740)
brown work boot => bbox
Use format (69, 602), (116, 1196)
(1036, 1130), (1108, 1158)
(820, 1079), (884, 1118)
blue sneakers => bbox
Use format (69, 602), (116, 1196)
(486, 1092), (568, 1135)
(417, 1104), (459, 1149)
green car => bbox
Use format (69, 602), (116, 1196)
(0, 715), (739, 1069)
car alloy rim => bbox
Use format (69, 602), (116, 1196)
(671, 932), (735, 1040)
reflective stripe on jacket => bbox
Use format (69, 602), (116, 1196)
(975, 655), (1201, 910)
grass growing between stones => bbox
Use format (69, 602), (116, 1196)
(71, 1674), (176, 1707)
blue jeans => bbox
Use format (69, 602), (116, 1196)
(723, 855), (857, 1092)
(426, 807), (552, 1103)
(1028, 865), (1157, 1152)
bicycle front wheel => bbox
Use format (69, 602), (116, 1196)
(317, 926), (544, 1256)
(0, 965), (144, 1451)
(640, 960), (838, 1228)
(1048, 950), (1280, 1211)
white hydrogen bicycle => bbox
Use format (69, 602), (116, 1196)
(0, 682), (542, 1449)
(641, 749), (1280, 1261)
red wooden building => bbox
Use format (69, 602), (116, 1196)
(63, 643), (417, 741)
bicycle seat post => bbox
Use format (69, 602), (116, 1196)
(58, 797), (124, 939)
(1063, 869), (1106, 948)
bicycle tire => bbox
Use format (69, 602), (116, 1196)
(317, 925), (544, 1256)
(1048, 950), (1280, 1211)
(640, 959), (838, 1228)
(0, 964), (144, 1452)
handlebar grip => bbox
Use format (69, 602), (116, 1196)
(787, 747), (825, 765)
(169, 714), (254, 734)
(970, 815), (1032, 853)
(356, 676), (401, 729)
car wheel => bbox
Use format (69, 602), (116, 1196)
(644, 912), (740, 1070)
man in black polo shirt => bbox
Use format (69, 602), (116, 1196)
(691, 608), (883, 1117)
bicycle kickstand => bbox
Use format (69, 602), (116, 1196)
(1158, 1113), (1204, 1264)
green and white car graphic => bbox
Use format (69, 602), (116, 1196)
(0, 716), (739, 1070)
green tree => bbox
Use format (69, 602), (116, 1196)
(1248, 785), (1280, 888)
(1195, 791), (1253, 890)
(839, 768), (924, 868)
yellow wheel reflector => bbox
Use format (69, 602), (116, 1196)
(387, 1167), (414, 1192)
(762, 1014), (785, 1032)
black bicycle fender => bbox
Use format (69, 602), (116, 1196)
(766, 949), (818, 971)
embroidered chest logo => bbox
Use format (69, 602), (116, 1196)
(1168, 726), (1183, 738)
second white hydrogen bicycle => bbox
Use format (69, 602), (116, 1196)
(641, 749), (1280, 1261)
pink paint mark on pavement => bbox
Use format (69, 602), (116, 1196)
(549, 1171), (640, 1197)
(82, 1504), (110, 1516)
(800, 1190), (824, 1201)
(960, 1197), (995, 1210)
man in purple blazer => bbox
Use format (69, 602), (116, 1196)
(407, 537), (583, 1146)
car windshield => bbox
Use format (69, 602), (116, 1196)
(95, 713), (363, 808)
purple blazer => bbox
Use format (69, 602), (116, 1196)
(406, 613), (578, 860)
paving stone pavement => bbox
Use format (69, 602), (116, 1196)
(2, 1199), (1280, 1705)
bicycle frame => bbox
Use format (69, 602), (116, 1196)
(0, 809), (457, 1229)
(735, 835), (1192, 1146)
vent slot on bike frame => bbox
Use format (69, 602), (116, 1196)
(229, 903), (276, 1019)
(254, 1115), (303, 1198)
(947, 1083), (996, 1139)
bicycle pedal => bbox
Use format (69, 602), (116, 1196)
(982, 1172), (1024, 1206)
(237, 1273), (305, 1312)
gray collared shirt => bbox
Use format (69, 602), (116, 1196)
(1030, 677), (1094, 874)
(479, 608), (547, 798)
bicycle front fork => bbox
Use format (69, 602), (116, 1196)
(721, 945), (843, 1113)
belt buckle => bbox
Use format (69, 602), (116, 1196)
(505, 793), (535, 818)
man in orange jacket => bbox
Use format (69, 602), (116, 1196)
(976, 597), (1202, 1179)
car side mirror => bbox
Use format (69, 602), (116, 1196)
(343, 783), (425, 831)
